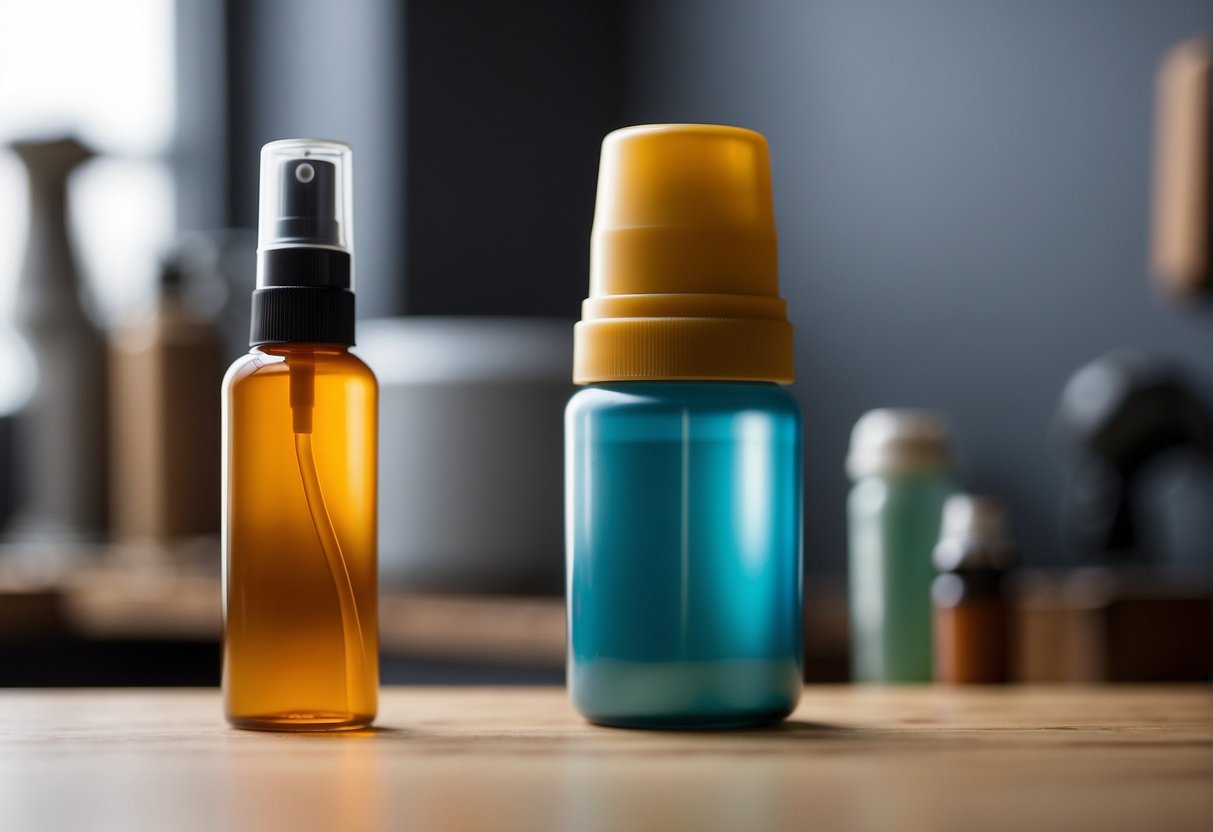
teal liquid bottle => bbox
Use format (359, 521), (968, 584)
(567, 125), (802, 728)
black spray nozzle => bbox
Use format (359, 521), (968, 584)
(251, 139), (355, 346)
(275, 158), (340, 246)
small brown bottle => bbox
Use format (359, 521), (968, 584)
(932, 495), (1014, 684)
(223, 140), (378, 731)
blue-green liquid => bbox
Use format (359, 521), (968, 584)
(566, 382), (803, 728)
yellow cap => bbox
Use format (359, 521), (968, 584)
(574, 124), (794, 384)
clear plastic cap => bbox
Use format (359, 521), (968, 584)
(257, 138), (353, 257)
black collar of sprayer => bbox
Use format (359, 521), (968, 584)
(249, 248), (355, 346)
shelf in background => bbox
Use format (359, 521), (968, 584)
(1, 544), (1207, 684)
(0, 544), (566, 670)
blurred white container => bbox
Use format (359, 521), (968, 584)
(357, 317), (571, 594)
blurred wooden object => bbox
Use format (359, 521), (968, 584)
(0, 588), (64, 639)
(71, 571), (565, 668)
(1152, 39), (1210, 298)
(1014, 567), (1211, 682)
(0, 546), (566, 667)
(9, 551), (1209, 683)
(109, 263), (224, 540)
(0, 686), (1207, 831)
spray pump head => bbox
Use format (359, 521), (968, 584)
(250, 139), (355, 347)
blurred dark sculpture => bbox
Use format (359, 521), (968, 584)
(1056, 352), (1213, 565)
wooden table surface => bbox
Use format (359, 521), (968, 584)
(0, 686), (1208, 832)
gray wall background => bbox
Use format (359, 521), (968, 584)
(623, 0), (1212, 572)
(225, 0), (405, 315)
(221, 0), (1211, 575)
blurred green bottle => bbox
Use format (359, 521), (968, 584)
(847, 410), (953, 683)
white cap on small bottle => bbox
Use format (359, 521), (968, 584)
(940, 495), (1009, 543)
(934, 494), (1015, 571)
(846, 409), (952, 479)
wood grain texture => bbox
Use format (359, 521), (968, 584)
(0, 686), (1208, 832)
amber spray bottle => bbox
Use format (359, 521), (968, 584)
(223, 139), (378, 730)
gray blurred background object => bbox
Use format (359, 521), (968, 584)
(357, 317), (572, 594)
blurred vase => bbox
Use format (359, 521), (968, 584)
(0, 325), (36, 531)
(6, 136), (109, 542)
(357, 317), (571, 594)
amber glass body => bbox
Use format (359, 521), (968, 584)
(932, 570), (1009, 684)
(223, 344), (378, 730)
